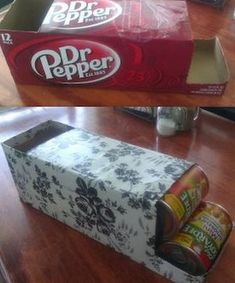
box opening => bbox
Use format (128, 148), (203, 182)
(17, 126), (72, 152)
(187, 38), (229, 84)
(15, 126), (72, 152)
(0, 0), (53, 31)
(4, 121), (73, 152)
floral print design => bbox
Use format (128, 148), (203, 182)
(72, 158), (97, 179)
(70, 176), (126, 236)
(33, 165), (55, 204)
(109, 220), (138, 254)
(66, 177), (137, 254)
(104, 142), (145, 162)
(121, 190), (158, 219)
(115, 163), (141, 185)
(164, 161), (191, 180)
(5, 153), (17, 178)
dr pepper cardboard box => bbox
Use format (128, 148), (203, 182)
(0, 0), (229, 95)
(2, 120), (232, 283)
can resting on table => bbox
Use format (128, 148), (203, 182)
(157, 201), (233, 276)
(156, 165), (209, 244)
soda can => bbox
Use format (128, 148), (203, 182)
(156, 165), (209, 244)
(157, 201), (233, 275)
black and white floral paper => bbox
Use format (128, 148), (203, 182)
(2, 121), (206, 283)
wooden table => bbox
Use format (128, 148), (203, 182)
(0, 107), (234, 283)
(0, 1), (235, 106)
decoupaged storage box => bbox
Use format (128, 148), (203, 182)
(2, 120), (215, 283)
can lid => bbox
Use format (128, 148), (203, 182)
(156, 200), (179, 244)
(194, 164), (210, 197)
(158, 242), (207, 276)
(203, 201), (233, 232)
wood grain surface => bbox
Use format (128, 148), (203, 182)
(0, 1), (235, 106)
(0, 107), (234, 283)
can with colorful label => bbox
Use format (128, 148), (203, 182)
(157, 201), (232, 275)
(156, 165), (209, 244)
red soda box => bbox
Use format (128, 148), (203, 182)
(0, 0), (229, 95)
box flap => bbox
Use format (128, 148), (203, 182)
(0, 0), (192, 41)
(187, 38), (229, 84)
(39, 0), (192, 41)
(0, 0), (53, 31)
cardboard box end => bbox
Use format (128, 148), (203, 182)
(2, 120), (74, 151)
(187, 38), (229, 85)
(0, 1), (229, 95)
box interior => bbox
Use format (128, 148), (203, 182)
(4, 121), (73, 152)
(16, 127), (71, 152)
(187, 38), (229, 84)
(0, 0), (53, 31)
